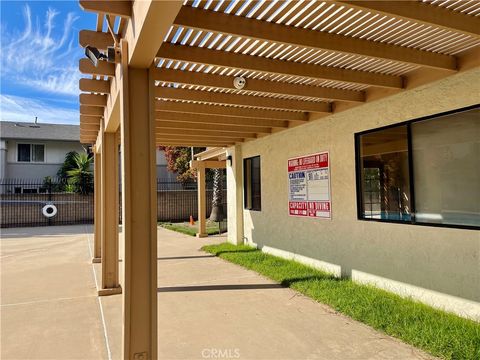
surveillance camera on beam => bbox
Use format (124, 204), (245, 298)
(85, 45), (120, 67)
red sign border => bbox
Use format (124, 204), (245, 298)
(287, 151), (332, 220)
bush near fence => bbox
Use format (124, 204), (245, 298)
(0, 179), (227, 228)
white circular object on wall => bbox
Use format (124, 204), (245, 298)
(233, 77), (246, 90)
(42, 204), (57, 218)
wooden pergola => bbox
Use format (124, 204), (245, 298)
(78, 1), (480, 358)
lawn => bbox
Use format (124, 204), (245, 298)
(160, 220), (224, 237)
(202, 242), (480, 360)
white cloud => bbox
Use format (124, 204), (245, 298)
(0, 94), (78, 124)
(1, 5), (81, 96)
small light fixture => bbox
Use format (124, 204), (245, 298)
(227, 155), (233, 166)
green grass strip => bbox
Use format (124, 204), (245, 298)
(202, 242), (480, 360)
(160, 222), (220, 237)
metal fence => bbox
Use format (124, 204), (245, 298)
(0, 178), (227, 231)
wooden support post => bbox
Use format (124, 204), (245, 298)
(119, 40), (158, 360)
(226, 146), (244, 245)
(99, 130), (121, 296)
(196, 164), (207, 238)
(92, 149), (102, 263)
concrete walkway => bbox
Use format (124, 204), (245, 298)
(1, 226), (433, 359)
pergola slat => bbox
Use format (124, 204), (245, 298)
(156, 101), (308, 121)
(79, 78), (110, 94)
(79, 58), (115, 77)
(155, 87), (332, 113)
(157, 43), (403, 89)
(337, 0), (480, 38)
(156, 120), (271, 134)
(79, 0), (132, 18)
(156, 110), (289, 128)
(153, 68), (365, 103)
(174, 6), (457, 71)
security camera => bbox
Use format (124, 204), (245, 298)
(85, 45), (107, 67)
(85, 45), (119, 67)
(233, 76), (246, 90)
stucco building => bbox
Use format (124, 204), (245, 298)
(75, 1), (480, 357)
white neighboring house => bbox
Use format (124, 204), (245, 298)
(0, 121), (176, 187)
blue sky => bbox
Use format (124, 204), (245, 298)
(0, 1), (96, 124)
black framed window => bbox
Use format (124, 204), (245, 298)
(356, 105), (480, 229)
(244, 156), (261, 211)
(17, 144), (31, 162)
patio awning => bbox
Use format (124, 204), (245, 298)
(78, 0), (480, 146)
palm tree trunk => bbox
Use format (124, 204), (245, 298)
(209, 168), (224, 221)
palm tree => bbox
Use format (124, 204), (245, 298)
(57, 151), (79, 182)
(66, 153), (94, 195)
(209, 168), (225, 221)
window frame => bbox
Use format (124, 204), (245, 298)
(354, 104), (480, 231)
(17, 143), (46, 163)
(243, 155), (262, 211)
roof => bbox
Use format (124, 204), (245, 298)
(0, 121), (80, 141)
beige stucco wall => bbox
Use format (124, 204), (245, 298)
(229, 68), (480, 315)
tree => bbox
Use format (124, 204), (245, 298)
(159, 146), (206, 184)
(209, 168), (225, 222)
(66, 152), (94, 195)
(57, 151), (79, 183)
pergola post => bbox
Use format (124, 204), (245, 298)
(92, 147), (101, 263)
(196, 163), (207, 238)
(98, 129), (121, 296)
(227, 146), (244, 245)
(119, 40), (158, 360)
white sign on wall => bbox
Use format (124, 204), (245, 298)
(288, 151), (331, 219)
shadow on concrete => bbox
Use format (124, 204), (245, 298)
(280, 275), (341, 288)
(157, 255), (215, 261)
(158, 283), (283, 292)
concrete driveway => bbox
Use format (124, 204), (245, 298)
(1, 225), (432, 359)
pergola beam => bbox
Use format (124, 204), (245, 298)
(190, 160), (226, 169)
(80, 94), (107, 107)
(156, 101), (308, 121)
(80, 105), (104, 116)
(155, 137), (235, 147)
(156, 110), (289, 128)
(79, 30), (113, 50)
(174, 6), (456, 71)
(79, 0), (132, 18)
(155, 87), (331, 113)
(337, 0), (480, 39)
(157, 128), (257, 139)
(79, 78), (110, 94)
(80, 93), (107, 107)
(157, 43), (403, 89)
(153, 68), (365, 103)
(156, 120), (271, 134)
(156, 134), (244, 143)
(79, 58), (115, 77)
(81, 123), (101, 131)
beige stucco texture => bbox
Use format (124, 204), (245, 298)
(237, 68), (480, 313)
